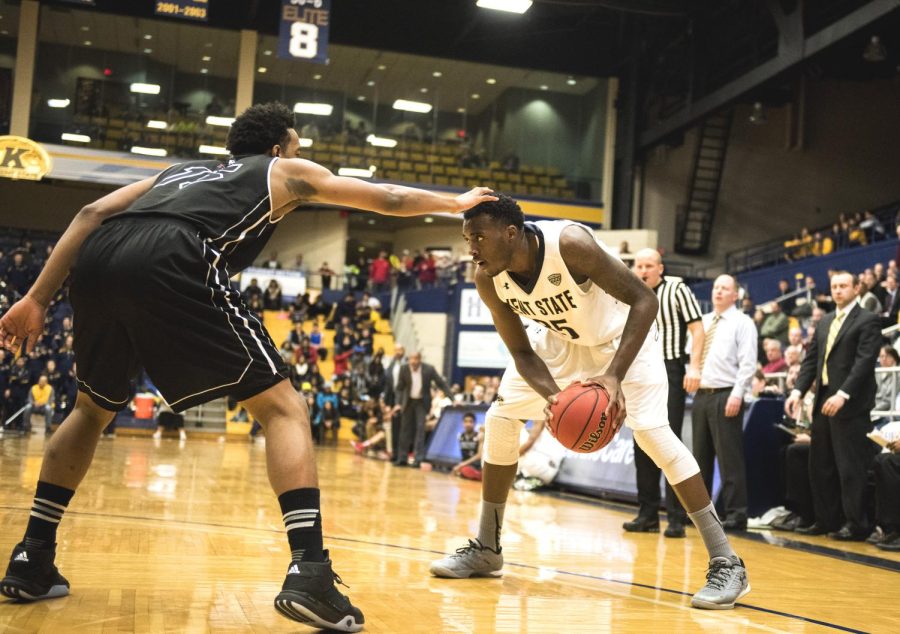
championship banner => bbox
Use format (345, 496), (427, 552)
(154, 0), (209, 22)
(0, 136), (52, 181)
(278, 0), (331, 64)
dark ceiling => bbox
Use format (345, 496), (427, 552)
(40, 0), (689, 78)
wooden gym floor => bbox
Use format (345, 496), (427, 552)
(1, 433), (898, 633)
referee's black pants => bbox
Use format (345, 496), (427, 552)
(692, 388), (748, 523)
(632, 358), (688, 524)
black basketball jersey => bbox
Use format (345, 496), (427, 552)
(109, 154), (283, 272)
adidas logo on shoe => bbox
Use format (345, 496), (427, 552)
(287, 563), (300, 575)
(14, 551), (29, 563)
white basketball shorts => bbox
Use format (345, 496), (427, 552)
(488, 323), (669, 432)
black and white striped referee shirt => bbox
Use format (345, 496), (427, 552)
(653, 277), (703, 361)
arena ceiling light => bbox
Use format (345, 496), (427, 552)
(205, 116), (235, 127)
(47, 98), (70, 108)
(338, 167), (374, 178)
(366, 134), (397, 148)
(476, 0), (532, 14)
(199, 145), (229, 156)
(131, 146), (168, 157)
(393, 99), (432, 114)
(146, 120), (168, 129)
(130, 83), (161, 95)
(61, 133), (90, 143)
(294, 102), (333, 116)
(299, 138), (314, 148)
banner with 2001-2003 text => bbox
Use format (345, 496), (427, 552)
(278, 0), (331, 65)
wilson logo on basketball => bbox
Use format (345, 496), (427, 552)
(547, 273), (562, 286)
(577, 413), (607, 452)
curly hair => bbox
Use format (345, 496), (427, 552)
(226, 102), (294, 155)
(463, 193), (524, 229)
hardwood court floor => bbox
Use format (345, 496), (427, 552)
(1, 433), (898, 633)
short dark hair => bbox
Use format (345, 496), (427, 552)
(226, 102), (294, 155)
(881, 345), (900, 365)
(463, 193), (524, 229)
(463, 412), (476, 421)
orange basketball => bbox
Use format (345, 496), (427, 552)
(548, 382), (617, 453)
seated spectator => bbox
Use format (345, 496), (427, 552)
(5, 251), (34, 296)
(760, 302), (789, 346)
(23, 374), (54, 435)
(847, 219), (867, 246)
(264, 251), (281, 269)
(316, 400), (340, 444)
(882, 274), (900, 327)
(860, 210), (886, 242)
(784, 345), (803, 369)
(776, 279), (796, 314)
(873, 345), (899, 427)
(307, 294), (331, 320)
(787, 326), (806, 356)
(870, 424), (900, 551)
(263, 279), (283, 310)
(416, 252), (437, 288)
(863, 268), (887, 306)
(811, 231), (834, 257)
(244, 277), (262, 304)
(466, 383), (488, 406)
(351, 398), (389, 459)
(859, 280), (882, 314)
(750, 369), (781, 399)
(451, 412), (483, 480)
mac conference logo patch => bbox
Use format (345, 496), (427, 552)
(547, 273), (562, 286)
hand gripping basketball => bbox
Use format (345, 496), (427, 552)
(546, 381), (623, 453)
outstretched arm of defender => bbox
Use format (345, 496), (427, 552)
(272, 158), (496, 217)
(0, 176), (157, 353)
(474, 269), (559, 401)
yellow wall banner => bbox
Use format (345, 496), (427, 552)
(0, 136), (53, 181)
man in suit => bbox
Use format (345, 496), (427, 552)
(382, 344), (406, 459)
(394, 351), (452, 467)
(880, 273), (899, 328)
(786, 271), (881, 540)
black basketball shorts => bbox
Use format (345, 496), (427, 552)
(69, 217), (289, 412)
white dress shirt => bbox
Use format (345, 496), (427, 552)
(699, 305), (758, 399)
(410, 366), (423, 399)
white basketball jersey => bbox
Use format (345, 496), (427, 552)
(493, 220), (629, 347)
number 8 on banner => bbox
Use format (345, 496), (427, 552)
(289, 22), (318, 59)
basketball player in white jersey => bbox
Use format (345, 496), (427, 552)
(430, 195), (749, 609)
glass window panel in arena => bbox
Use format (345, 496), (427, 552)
(30, 4), (238, 159)
(0, 1), (19, 135)
(253, 33), (607, 203)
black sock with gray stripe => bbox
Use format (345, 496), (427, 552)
(23, 481), (75, 550)
(278, 488), (324, 563)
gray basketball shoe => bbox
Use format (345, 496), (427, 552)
(429, 539), (503, 579)
(691, 555), (750, 609)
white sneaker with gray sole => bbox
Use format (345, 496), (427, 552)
(691, 555), (750, 609)
(430, 539), (503, 579)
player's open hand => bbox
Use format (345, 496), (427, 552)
(0, 295), (47, 355)
(453, 187), (497, 213)
(583, 375), (627, 432)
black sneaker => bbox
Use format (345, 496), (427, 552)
(274, 550), (364, 632)
(1, 542), (70, 601)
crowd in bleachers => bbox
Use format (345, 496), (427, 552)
(782, 208), (896, 262)
(0, 235), (79, 435)
(57, 107), (577, 200)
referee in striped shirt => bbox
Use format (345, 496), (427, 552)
(627, 249), (705, 538)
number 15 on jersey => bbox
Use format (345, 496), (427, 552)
(278, 0), (331, 64)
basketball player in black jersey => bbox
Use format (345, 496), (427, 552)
(0, 102), (495, 631)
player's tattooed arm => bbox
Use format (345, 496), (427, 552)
(560, 226), (659, 382)
(273, 157), (495, 216)
(474, 269), (559, 401)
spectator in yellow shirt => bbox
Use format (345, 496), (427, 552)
(24, 375), (55, 435)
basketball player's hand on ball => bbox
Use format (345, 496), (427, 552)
(542, 392), (559, 426)
(453, 187), (497, 213)
(583, 375), (627, 431)
(0, 295), (46, 355)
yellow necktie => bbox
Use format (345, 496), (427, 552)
(822, 310), (845, 385)
(700, 314), (720, 370)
